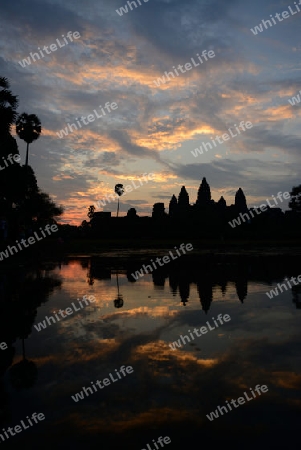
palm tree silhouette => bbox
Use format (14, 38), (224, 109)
(115, 184), (124, 217)
(0, 76), (19, 134)
(16, 112), (41, 166)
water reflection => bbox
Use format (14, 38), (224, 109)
(0, 257), (300, 448)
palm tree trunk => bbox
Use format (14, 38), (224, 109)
(116, 272), (120, 297)
(25, 142), (29, 166)
(117, 198), (120, 217)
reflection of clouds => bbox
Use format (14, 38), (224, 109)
(25, 261), (301, 444)
(34, 328), (301, 440)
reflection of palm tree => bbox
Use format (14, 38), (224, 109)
(9, 338), (38, 390)
(16, 112), (41, 166)
(114, 271), (124, 308)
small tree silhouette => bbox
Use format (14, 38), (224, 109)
(115, 184), (124, 217)
(88, 205), (95, 219)
(289, 185), (301, 213)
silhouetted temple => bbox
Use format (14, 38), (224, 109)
(164, 177), (244, 219)
(86, 177), (294, 239)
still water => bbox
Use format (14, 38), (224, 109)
(0, 256), (300, 449)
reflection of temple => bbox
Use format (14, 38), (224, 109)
(197, 280), (213, 314)
(179, 276), (190, 306)
(84, 256), (301, 313)
(85, 257), (111, 286)
(292, 285), (301, 309)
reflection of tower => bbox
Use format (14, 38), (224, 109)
(216, 267), (228, 297)
(292, 285), (301, 309)
(235, 269), (248, 303)
(235, 279), (248, 303)
(169, 272), (178, 297)
(179, 277), (190, 306)
(152, 271), (166, 288)
(197, 279), (213, 313)
(114, 271), (124, 308)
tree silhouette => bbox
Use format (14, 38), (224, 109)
(289, 185), (301, 213)
(0, 76), (18, 134)
(88, 205), (95, 219)
(115, 184), (124, 217)
(16, 112), (41, 166)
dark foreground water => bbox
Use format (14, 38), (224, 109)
(0, 255), (300, 449)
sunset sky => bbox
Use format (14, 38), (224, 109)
(1, 0), (300, 224)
